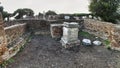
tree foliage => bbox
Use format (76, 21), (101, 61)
(13, 8), (34, 19)
(0, 6), (4, 12)
(45, 10), (57, 15)
(89, 0), (120, 23)
(38, 12), (43, 16)
(2, 11), (11, 20)
(0, 6), (11, 20)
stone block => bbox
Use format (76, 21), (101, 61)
(82, 39), (91, 46)
(93, 40), (102, 46)
(50, 24), (63, 39)
(61, 22), (80, 48)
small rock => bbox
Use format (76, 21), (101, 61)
(51, 64), (55, 67)
(80, 63), (83, 66)
(93, 40), (102, 46)
(82, 39), (91, 46)
(95, 37), (98, 39)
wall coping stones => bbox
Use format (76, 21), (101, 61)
(64, 22), (79, 28)
(4, 23), (26, 30)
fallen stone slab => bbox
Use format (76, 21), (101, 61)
(93, 40), (102, 46)
(82, 39), (91, 46)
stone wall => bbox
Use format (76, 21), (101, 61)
(4, 20), (62, 35)
(0, 13), (8, 63)
(5, 23), (27, 45)
(4, 19), (82, 29)
(83, 19), (120, 50)
(0, 13), (30, 63)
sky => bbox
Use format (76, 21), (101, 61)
(0, 0), (90, 15)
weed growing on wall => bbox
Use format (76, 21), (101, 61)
(19, 34), (32, 52)
(104, 39), (111, 49)
(79, 31), (91, 38)
(0, 58), (15, 68)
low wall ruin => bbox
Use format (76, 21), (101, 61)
(0, 13), (30, 63)
(5, 23), (27, 45)
(83, 19), (120, 50)
(1, 14), (120, 64)
(50, 19), (120, 50)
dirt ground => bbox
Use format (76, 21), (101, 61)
(7, 34), (120, 68)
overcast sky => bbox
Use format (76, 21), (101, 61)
(0, 0), (90, 15)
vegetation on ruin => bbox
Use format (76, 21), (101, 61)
(103, 39), (111, 49)
(0, 6), (11, 20)
(13, 8), (34, 19)
(89, 0), (120, 23)
(0, 58), (15, 68)
(79, 31), (91, 38)
(45, 10), (57, 15)
(19, 34), (33, 52)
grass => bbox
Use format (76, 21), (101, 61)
(79, 31), (91, 38)
(0, 58), (15, 68)
(19, 34), (33, 52)
(103, 39), (111, 49)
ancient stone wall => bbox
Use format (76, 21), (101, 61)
(5, 23), (27, 45)
(0, 13), (8, 63)
(83, 19), (120, 50)
(4, 20), (63, 35)
(0, 13), (30, 63)
(0, 23), (29, 63)
(4, 19), (82, 29)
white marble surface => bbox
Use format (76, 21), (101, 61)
(62, 25), (79, 43)
(93, 40), (102, 46)
(82, 39), (91, 46)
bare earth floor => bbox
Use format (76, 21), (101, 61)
(7, 34), (120, 68)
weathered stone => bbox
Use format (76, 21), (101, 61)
(82, 39), (91, 46)
(4, 23), (26, 44)
(0, 12), (8, 63)
(83, 19), (120, 51)
(61, 22), (80, 48)
(64, 16), (70, 20)
(50, 24), (63, 39)
(0, 18), (29, 63)
(64, 22), (79, 28)
(93, 40), (102, 46)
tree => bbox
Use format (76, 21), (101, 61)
(38, 12), (43, 16)
(89, 0), (120, 23)
(45, 10), (57, 15)
(23, 8), (34, 16)
(0, 6), (11, 21)
(13, 8), (34, 19)
(0, 6), (4, 12)
(2, 11), (11, 21)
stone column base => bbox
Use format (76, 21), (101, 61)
(60, 38), (80, 48)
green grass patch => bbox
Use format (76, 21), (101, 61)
(1, 58), (15, 67)
(79, 31), (91, 38)
(103, 39), (111, 49)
